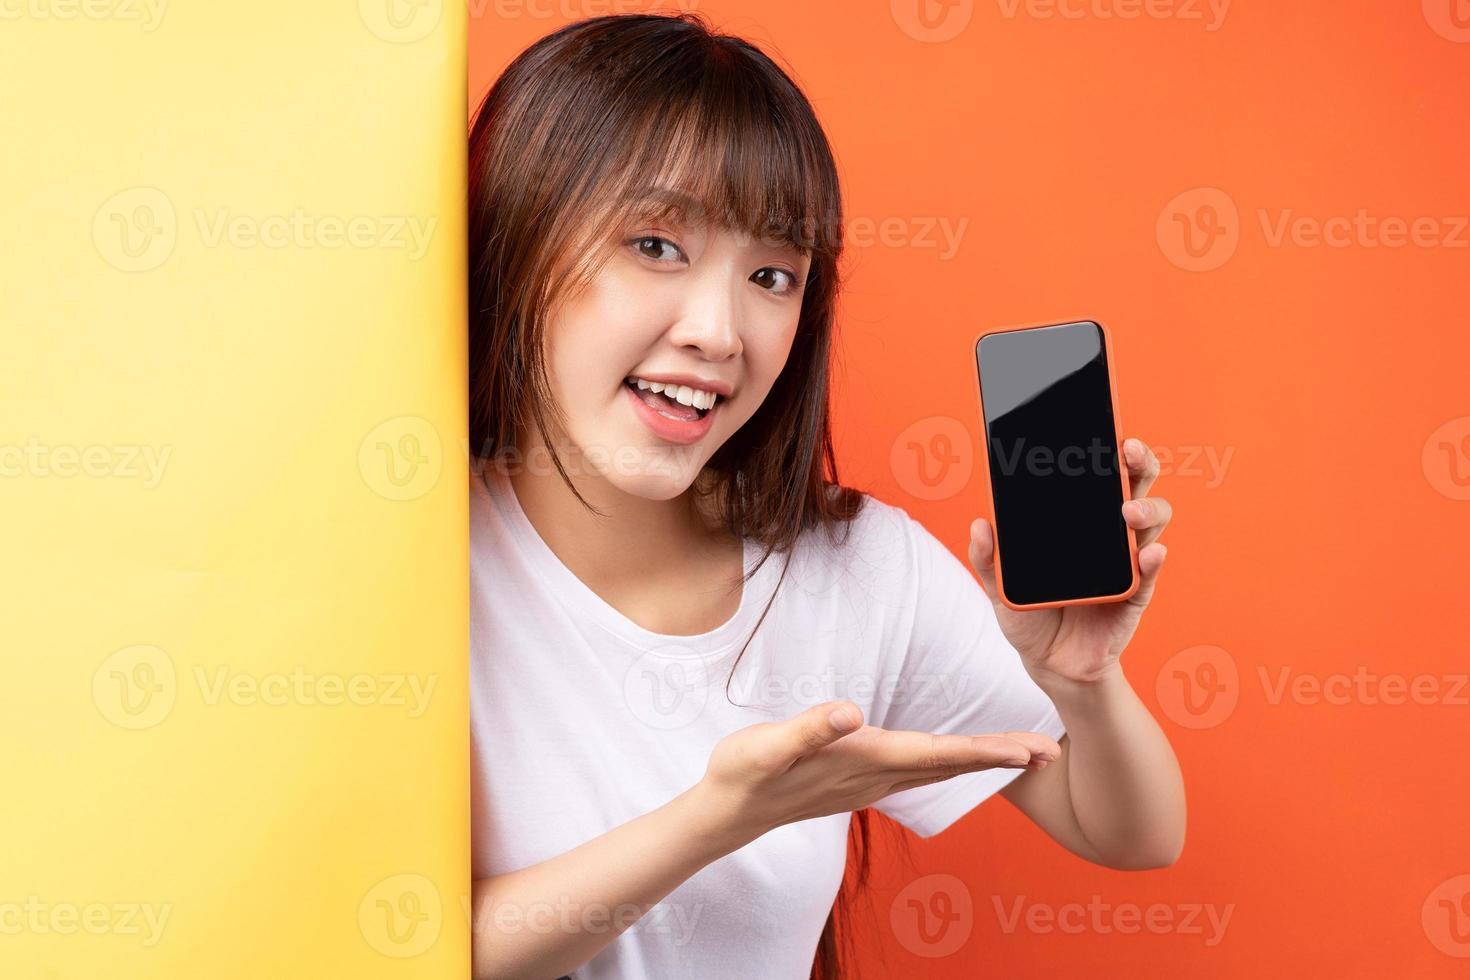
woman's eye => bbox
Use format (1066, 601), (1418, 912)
(751, 267), (800, 295)
(628, 236), (801, 295)
(630, 235), (684, 263)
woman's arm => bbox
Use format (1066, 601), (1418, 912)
(471, 780), (754, 980)
(472, 701), (1059, 980)
(999, 668), (1186, 869)
(969, 436), (1186, 869)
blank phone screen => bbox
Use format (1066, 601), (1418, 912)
(976, 321), (1134, 606)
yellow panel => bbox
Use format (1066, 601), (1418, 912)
(0, 3), (468, 977)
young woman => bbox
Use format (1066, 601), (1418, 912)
(467, 13), (1184, 979)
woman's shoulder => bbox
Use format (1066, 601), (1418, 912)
(791, 484), (927, 585)
(799, 484), (982, 611)
(824, 482), (929, 542)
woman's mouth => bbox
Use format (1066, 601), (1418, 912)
(622, 376), (722, 445)
(623, 376), (718, 421)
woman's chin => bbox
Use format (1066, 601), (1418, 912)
(603, 465), (703, 502)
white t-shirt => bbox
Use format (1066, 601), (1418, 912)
(469, 463), (1066, 979)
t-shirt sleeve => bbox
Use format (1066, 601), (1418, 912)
(869, 510), (1067, 838)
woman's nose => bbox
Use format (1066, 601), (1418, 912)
(666, 276), (742, 360)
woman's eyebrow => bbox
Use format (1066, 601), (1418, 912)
(624, 186), (814, 258)
(627, 187), (708, 224)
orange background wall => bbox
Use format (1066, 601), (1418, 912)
(472, 3), (1470, 976)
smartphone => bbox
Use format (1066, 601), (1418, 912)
(972, 319), (1139, 610)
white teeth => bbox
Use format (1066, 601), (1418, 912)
(625, 376), (720, 411)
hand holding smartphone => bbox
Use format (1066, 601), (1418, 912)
(973, 319), (1140, 611)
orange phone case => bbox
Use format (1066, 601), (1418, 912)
(971, 318), (1141, 612)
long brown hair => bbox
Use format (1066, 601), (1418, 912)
(469, 13), (882, 977)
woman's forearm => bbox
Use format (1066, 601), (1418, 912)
(1037, 664), (1187, 869)
(471, 781), (755, 980)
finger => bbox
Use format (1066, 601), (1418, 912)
(889, 755), (1051, 794)
(1123, 437), (1161, 500)
(882, 731), (1058, 787)
(967, 517), (1004, 605)
(871, 729), (1060, 778)
(1126, 542), (1168, 609)
(778, 700), (864, 759)
(1123, 494), (1173, 549)
(989, 730), (1062, 760)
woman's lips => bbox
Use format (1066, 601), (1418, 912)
(627, 381), (703, 422)
(622, 382), (717, 445)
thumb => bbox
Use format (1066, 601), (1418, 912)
(781, 700), (863, 758)
(967, 517), (1004, 605)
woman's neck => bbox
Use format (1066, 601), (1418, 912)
(501, 432), (744, 633)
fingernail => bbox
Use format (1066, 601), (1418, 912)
(828, 708), (856, 732)
(1004, 756), (1029, 766)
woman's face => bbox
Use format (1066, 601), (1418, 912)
(540, 203), (813, 501)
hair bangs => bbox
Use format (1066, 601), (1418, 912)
(596, 69), (842, 263)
